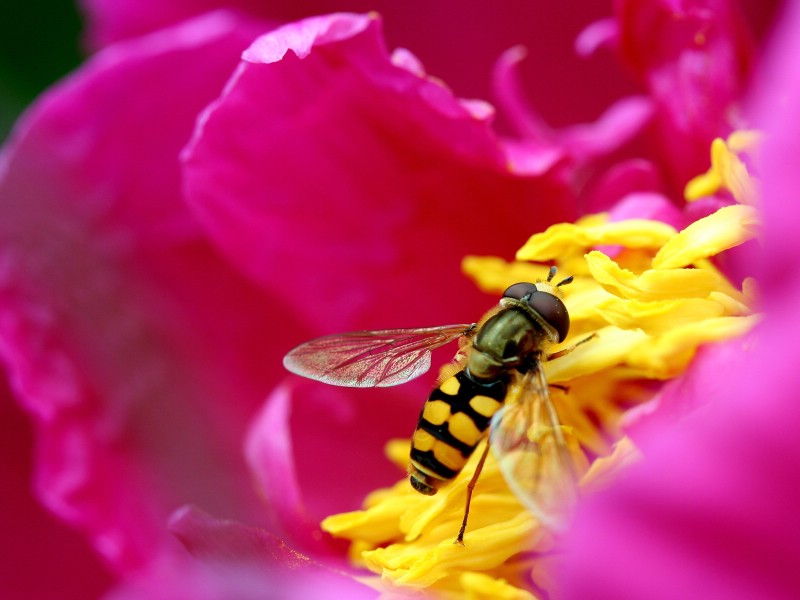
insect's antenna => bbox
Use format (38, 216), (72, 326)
(547, 266), (557, 282)
(557, 275), (574, 287)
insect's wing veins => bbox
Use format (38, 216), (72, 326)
(283, 324), (474, 388)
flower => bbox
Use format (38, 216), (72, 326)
(321, 194), (758, 596)
(0, 1), (785, 598)
(0, 5), (590, 597)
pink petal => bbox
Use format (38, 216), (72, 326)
(491, 45), (554, 141)
(81, 2), (638, 137)
(582, 158), (665, 212)
(0, 11), (286, 573)
(183, 13), (576, 335)
(245, 377), (426, 555)
(614, 0), (755, 186)
(606, 191), (684, 229)
(594, 191), (685, 256)
(98, 505), (323, 599)
(559, 95), (654, 159)
(155, 505), (374, 600)
(575, 17), (619, 57)
(78, 0), (277, 48)
(492, 46), (653, 163)
(0, 384), (113, 600)
(560, 2), (800, 597)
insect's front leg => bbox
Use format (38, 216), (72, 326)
(546, 332), (597, 361)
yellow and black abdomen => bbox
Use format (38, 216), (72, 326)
(408, 370), (506, 495)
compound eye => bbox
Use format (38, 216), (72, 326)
(527, 292), (570, 343)
(502, 282), (537, 301)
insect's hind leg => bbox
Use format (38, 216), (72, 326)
(546, 332), (597, 361)
(455, 439), (492, 545)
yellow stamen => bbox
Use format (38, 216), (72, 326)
(684, 131), (760, 204)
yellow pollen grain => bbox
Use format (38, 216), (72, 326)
(469, 395), (503, 417)
(422, 400), (451, 426)
(439, 376), (461, 396)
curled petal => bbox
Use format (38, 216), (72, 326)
(492, 47), (653, 163)
(491, 45), (552, 141)
(184, 13), (575, 332)
(559, 95), (654, 159)
(575, 17), (619, 57)
(583, 159), (665, 213)
(245, 377), (425, 554)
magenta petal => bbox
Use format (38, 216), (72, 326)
(244, 382), (316, 550)
(615, 0), (755, 185)
(574, 17), (619, 57)
(491, 45), (553, 141)
(0, 11), (289, 573)
(79, 0), (277, 48)
(606, 191), (684, 228)
(583, 158), (665, 212)
(161, 505), (376, 599)
(1, 385), (113, 600)
(594, 191), (684, 256)
(169, 504), (309, 565)
(184, 12), (576, 334)
(99, 506), (376, 599)
(245, 377), (423, 553)
(491, 47), (652, 164)
(559, 95), (654, 159)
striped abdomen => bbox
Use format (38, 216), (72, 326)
(408, 370), (506, 495)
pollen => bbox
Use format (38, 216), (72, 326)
(321, 134), (761, 598)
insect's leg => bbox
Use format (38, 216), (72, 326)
(546, 332), (597, 361)
(455, 439), (492, 545)
(549, 383), (569, 393)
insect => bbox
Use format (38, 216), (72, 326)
(283, 267), (587, 543)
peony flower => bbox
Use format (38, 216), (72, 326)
(0, 0), (785, 598)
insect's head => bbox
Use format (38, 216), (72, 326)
(500, 266), (572, 343)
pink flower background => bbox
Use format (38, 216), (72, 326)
(0, 0), (794, 598)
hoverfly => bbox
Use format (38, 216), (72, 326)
(283, 267), (587, 543)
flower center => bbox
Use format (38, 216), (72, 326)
(321, 134), (761, 598)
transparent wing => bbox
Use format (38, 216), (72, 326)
(489, 365), (579, 531)
(283, 324), (474, 388)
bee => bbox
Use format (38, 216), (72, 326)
(283, 267), (587, 543)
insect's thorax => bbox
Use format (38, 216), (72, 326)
(467, 306), (548, 381)
(408, 308), (552, 495)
